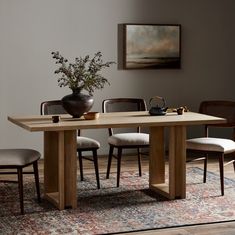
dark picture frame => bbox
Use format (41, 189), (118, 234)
(118, 24), (181, 70)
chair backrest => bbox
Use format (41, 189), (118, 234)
(199, 100), (235, 137)
(40, 100), (67, 115)
(40, 100), (82, 136)
(102, 98), (147, 136)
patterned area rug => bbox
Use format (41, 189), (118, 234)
(1, 167), (235, 234)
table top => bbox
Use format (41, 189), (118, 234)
(8, 111), (226, 132)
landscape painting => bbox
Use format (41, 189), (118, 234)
(123, 24), (181, 69)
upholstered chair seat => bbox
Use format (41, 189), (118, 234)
(187, 138), (235, 154)
(77, 137), (100, 149)
(108, 133), (149, 146)
(0, 149), (40, 166)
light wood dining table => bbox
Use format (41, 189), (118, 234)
(8, 111), (225, 210)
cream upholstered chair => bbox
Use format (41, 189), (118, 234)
(102, 98), (149, 187)
(0, 149), (41, 214)
(186, 100), (235, 195)
(40, 100), (101, 189)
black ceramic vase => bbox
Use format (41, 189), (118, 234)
(61, 88), (94, 118)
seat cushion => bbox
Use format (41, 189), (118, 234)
(0, 149), (41, 167)
(108, 133), (149, 146)
(186, 137), (235, 154)
(77, 136), (100, 149)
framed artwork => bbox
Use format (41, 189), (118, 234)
(118, 24), (181, 69)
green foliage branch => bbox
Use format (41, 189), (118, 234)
(52, 51), (115, 95)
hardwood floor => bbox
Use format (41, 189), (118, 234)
(126, 221), (235, 235)
(2, 153), (235, 234)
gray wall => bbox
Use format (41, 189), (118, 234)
(1, 0), (235, 155)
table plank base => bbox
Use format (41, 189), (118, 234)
(149, 126), (186, 200)
(44, 192), (60, 209)
(150, 183), (174, 199)
(44, 130), (77, 210)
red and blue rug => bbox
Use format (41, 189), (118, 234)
(1, 167), (235, 234)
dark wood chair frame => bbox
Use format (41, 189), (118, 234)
(0, 160), (41, 214)
(102, 98), (149, 187)
(40, 100), (100, 189)
(187, 100), (235, 195)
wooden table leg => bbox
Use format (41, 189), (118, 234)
(173, 126), (186, 198)
(149, 125), (186, 199)
(44, 130), (77, 210)
(149, 126), (168, 195)
(64, 130), (77, 208)
(168, 126), (186, 199)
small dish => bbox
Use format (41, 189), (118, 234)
(52, 115), (60, 123)
(83, 112), (100, 120)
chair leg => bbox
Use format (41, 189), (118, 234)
(17, 168), (24, 215)
(33, 161), (41, 202)
(219, 154), (224, 196)
(92, 149), (100, 189)
(203, 155), (208, 183)
(78, 150), (84, 181)
(106, 146), (114, 179)
(117, 148), (122, 187)
(137, 148), (142, 177)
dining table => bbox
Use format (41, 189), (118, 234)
(8, 111), (226, 210)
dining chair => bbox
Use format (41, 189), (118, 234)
(186, 100), (235, 195)
(0, 149), (41, 214)
(40, 100), (101, 189)
(102, 98), (149, 187)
